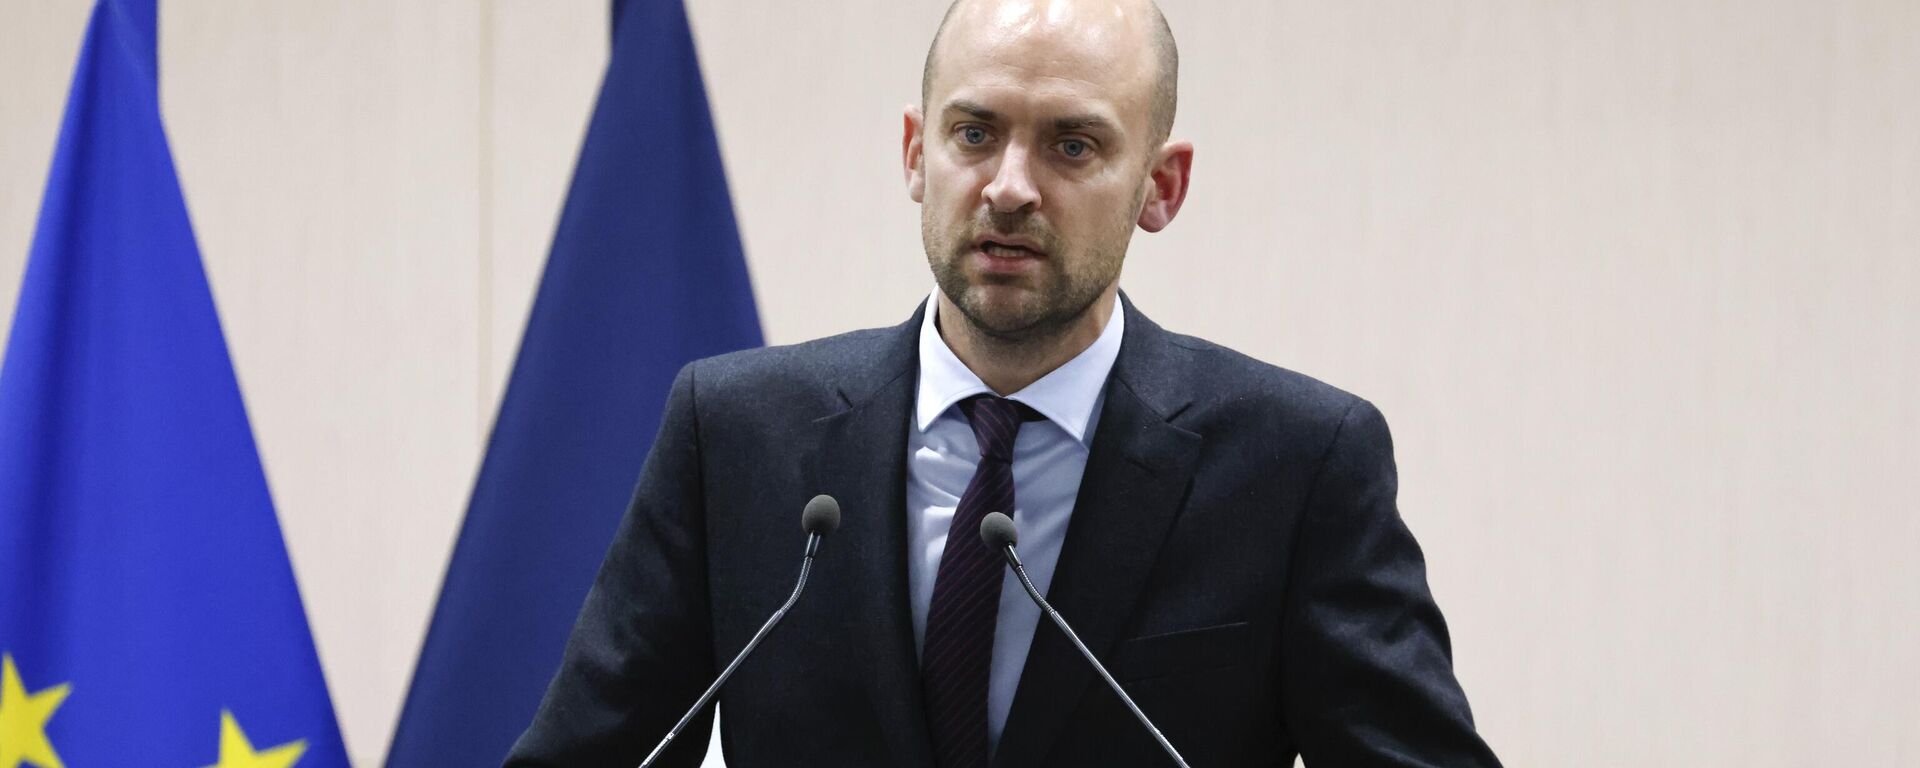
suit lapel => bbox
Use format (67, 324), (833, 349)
(992, 299), (1201, 768)
(806, 303), (935, 768)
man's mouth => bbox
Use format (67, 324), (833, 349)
(970, 238), (1045, 275)
(974, 238), (1044, 258)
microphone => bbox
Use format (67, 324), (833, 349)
(638, 494), (842, 768)
(980, 511), (1192, 768)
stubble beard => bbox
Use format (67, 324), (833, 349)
(923, 213), (1121, 347)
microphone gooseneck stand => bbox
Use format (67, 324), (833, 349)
(637, 495), (840, 768)
(981, 511), (1193, 768)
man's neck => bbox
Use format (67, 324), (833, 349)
(935, 289), (1117, 395)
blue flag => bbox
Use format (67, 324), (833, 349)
(386, 0), (762, 764)
(0, 2), (350, 767)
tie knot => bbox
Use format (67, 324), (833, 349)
(958, 395), (1040, 463)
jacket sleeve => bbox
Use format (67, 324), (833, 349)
(1280, 398), (1502, 766)
(505, 362), (715, 767)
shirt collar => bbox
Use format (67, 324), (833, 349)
(914, 288), (1124, 445)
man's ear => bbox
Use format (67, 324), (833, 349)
(1137, 140), (1193, 232)
(904, 105), (927, 203)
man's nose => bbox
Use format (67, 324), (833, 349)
(982, 142), (1041, 213)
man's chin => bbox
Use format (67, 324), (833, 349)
(954, 292), (1054, 339)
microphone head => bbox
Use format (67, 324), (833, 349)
(802, 494), (841, 535)
(979, 511), (1018, 551)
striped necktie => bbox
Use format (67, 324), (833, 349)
(923, 394), (1042, 768)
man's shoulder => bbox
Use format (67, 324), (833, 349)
(682, 322), (906, 406)
(1148, 321), (1366, 411)
(1142, 323), (1376, 434)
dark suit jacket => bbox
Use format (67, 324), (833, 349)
(507, 297), (1501, 767)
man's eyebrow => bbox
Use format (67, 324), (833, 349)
(1053, 114), (1114, 132)
(943, 100), (1000, 122)
(941, 101), (1116, 133)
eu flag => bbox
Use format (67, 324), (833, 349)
(0, 1), (349, 766)
(386, 0), (762, 764)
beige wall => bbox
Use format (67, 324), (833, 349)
(4, 1), (1917, 765)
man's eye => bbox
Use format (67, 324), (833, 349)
(960, 126), (988, 145)
(1059, 139), (1090, 158)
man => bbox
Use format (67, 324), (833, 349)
(508, 0), (1501, 765)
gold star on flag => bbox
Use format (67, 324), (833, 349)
(0, 653), (70, 768)
(202, 710), (305, 768)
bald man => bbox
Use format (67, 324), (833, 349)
(507, 1), (1501, 766)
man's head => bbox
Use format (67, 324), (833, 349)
(905, 0), (1193, 342)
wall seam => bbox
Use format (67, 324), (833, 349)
(476, 0), (496, 440)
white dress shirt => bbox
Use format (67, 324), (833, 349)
(906, 290), (1125, 750)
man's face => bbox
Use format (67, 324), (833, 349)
(909, 0), (1163, 340)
